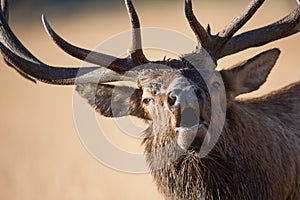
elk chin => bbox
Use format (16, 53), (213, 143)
(175, 121), (208, 151)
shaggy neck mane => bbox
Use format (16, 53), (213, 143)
(142, 83), (300, 200)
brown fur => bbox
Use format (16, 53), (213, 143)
(142, 82), (300, 200)
(1, 0), (300, 199)
(76, 56), (300, 199)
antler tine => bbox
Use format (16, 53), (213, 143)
(0, 1), (132, 85)
(0, 41), (101, 85)
(0, 0), (40, 64)
(185, 0), (300, 62)
(41, 15), (132, 73)
(184, 0), (211, 49)
(184, 0), (265, 61)
(1, 0), (8, 21)
(219, 5), (300, 59)
(0, 0), (44, 82)
(217, 0), (265, 47)
(0, 40), (129, 84)
(125, 0), (148, 66)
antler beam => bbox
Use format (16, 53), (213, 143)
(185, 0), (300, 62)
(42, 0), (148, 70)
(220, 6), (300, 58)
(0, 0), (146, 85)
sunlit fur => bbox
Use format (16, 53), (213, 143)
(77, 52), (300, 199)
(1, 0), (299, 199)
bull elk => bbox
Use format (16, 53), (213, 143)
(1, 0), (300, 199)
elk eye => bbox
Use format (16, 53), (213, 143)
(142, 98), (152, 105)
(167, 95), (177, 106)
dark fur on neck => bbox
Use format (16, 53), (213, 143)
(143, 82), (300, 200)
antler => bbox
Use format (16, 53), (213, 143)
(0, 0), (146, 85)
(41, 0), (148, 69)
(125, 0), (148, 65)
(185, 0), (300, 61)
(41, 15), (133, 73)
(1, 0), (8, 21)
(185, 0), (211, 49)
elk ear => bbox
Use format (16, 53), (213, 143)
(220, 48), (280, 98)
(76, 83), (148, 120)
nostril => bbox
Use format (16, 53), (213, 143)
(143, 98), (152, 105)
(168, 95), (177, 106)
(181, 107), (199, 127)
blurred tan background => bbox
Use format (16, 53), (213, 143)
(0, 0), (299, 199)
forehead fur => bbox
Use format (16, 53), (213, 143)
(138, 67), (177, 91)
(137, 56), (213, 93)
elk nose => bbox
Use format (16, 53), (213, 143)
(180, 107), (199, 127)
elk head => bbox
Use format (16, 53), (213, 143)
(0, 0), (299, 161)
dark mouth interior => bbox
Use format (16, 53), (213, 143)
(180, 107), (199, 127)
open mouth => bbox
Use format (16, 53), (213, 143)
(180, 107), (199, 128)
(177, 107), (208, 129)
(175, 107), (209, 151)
